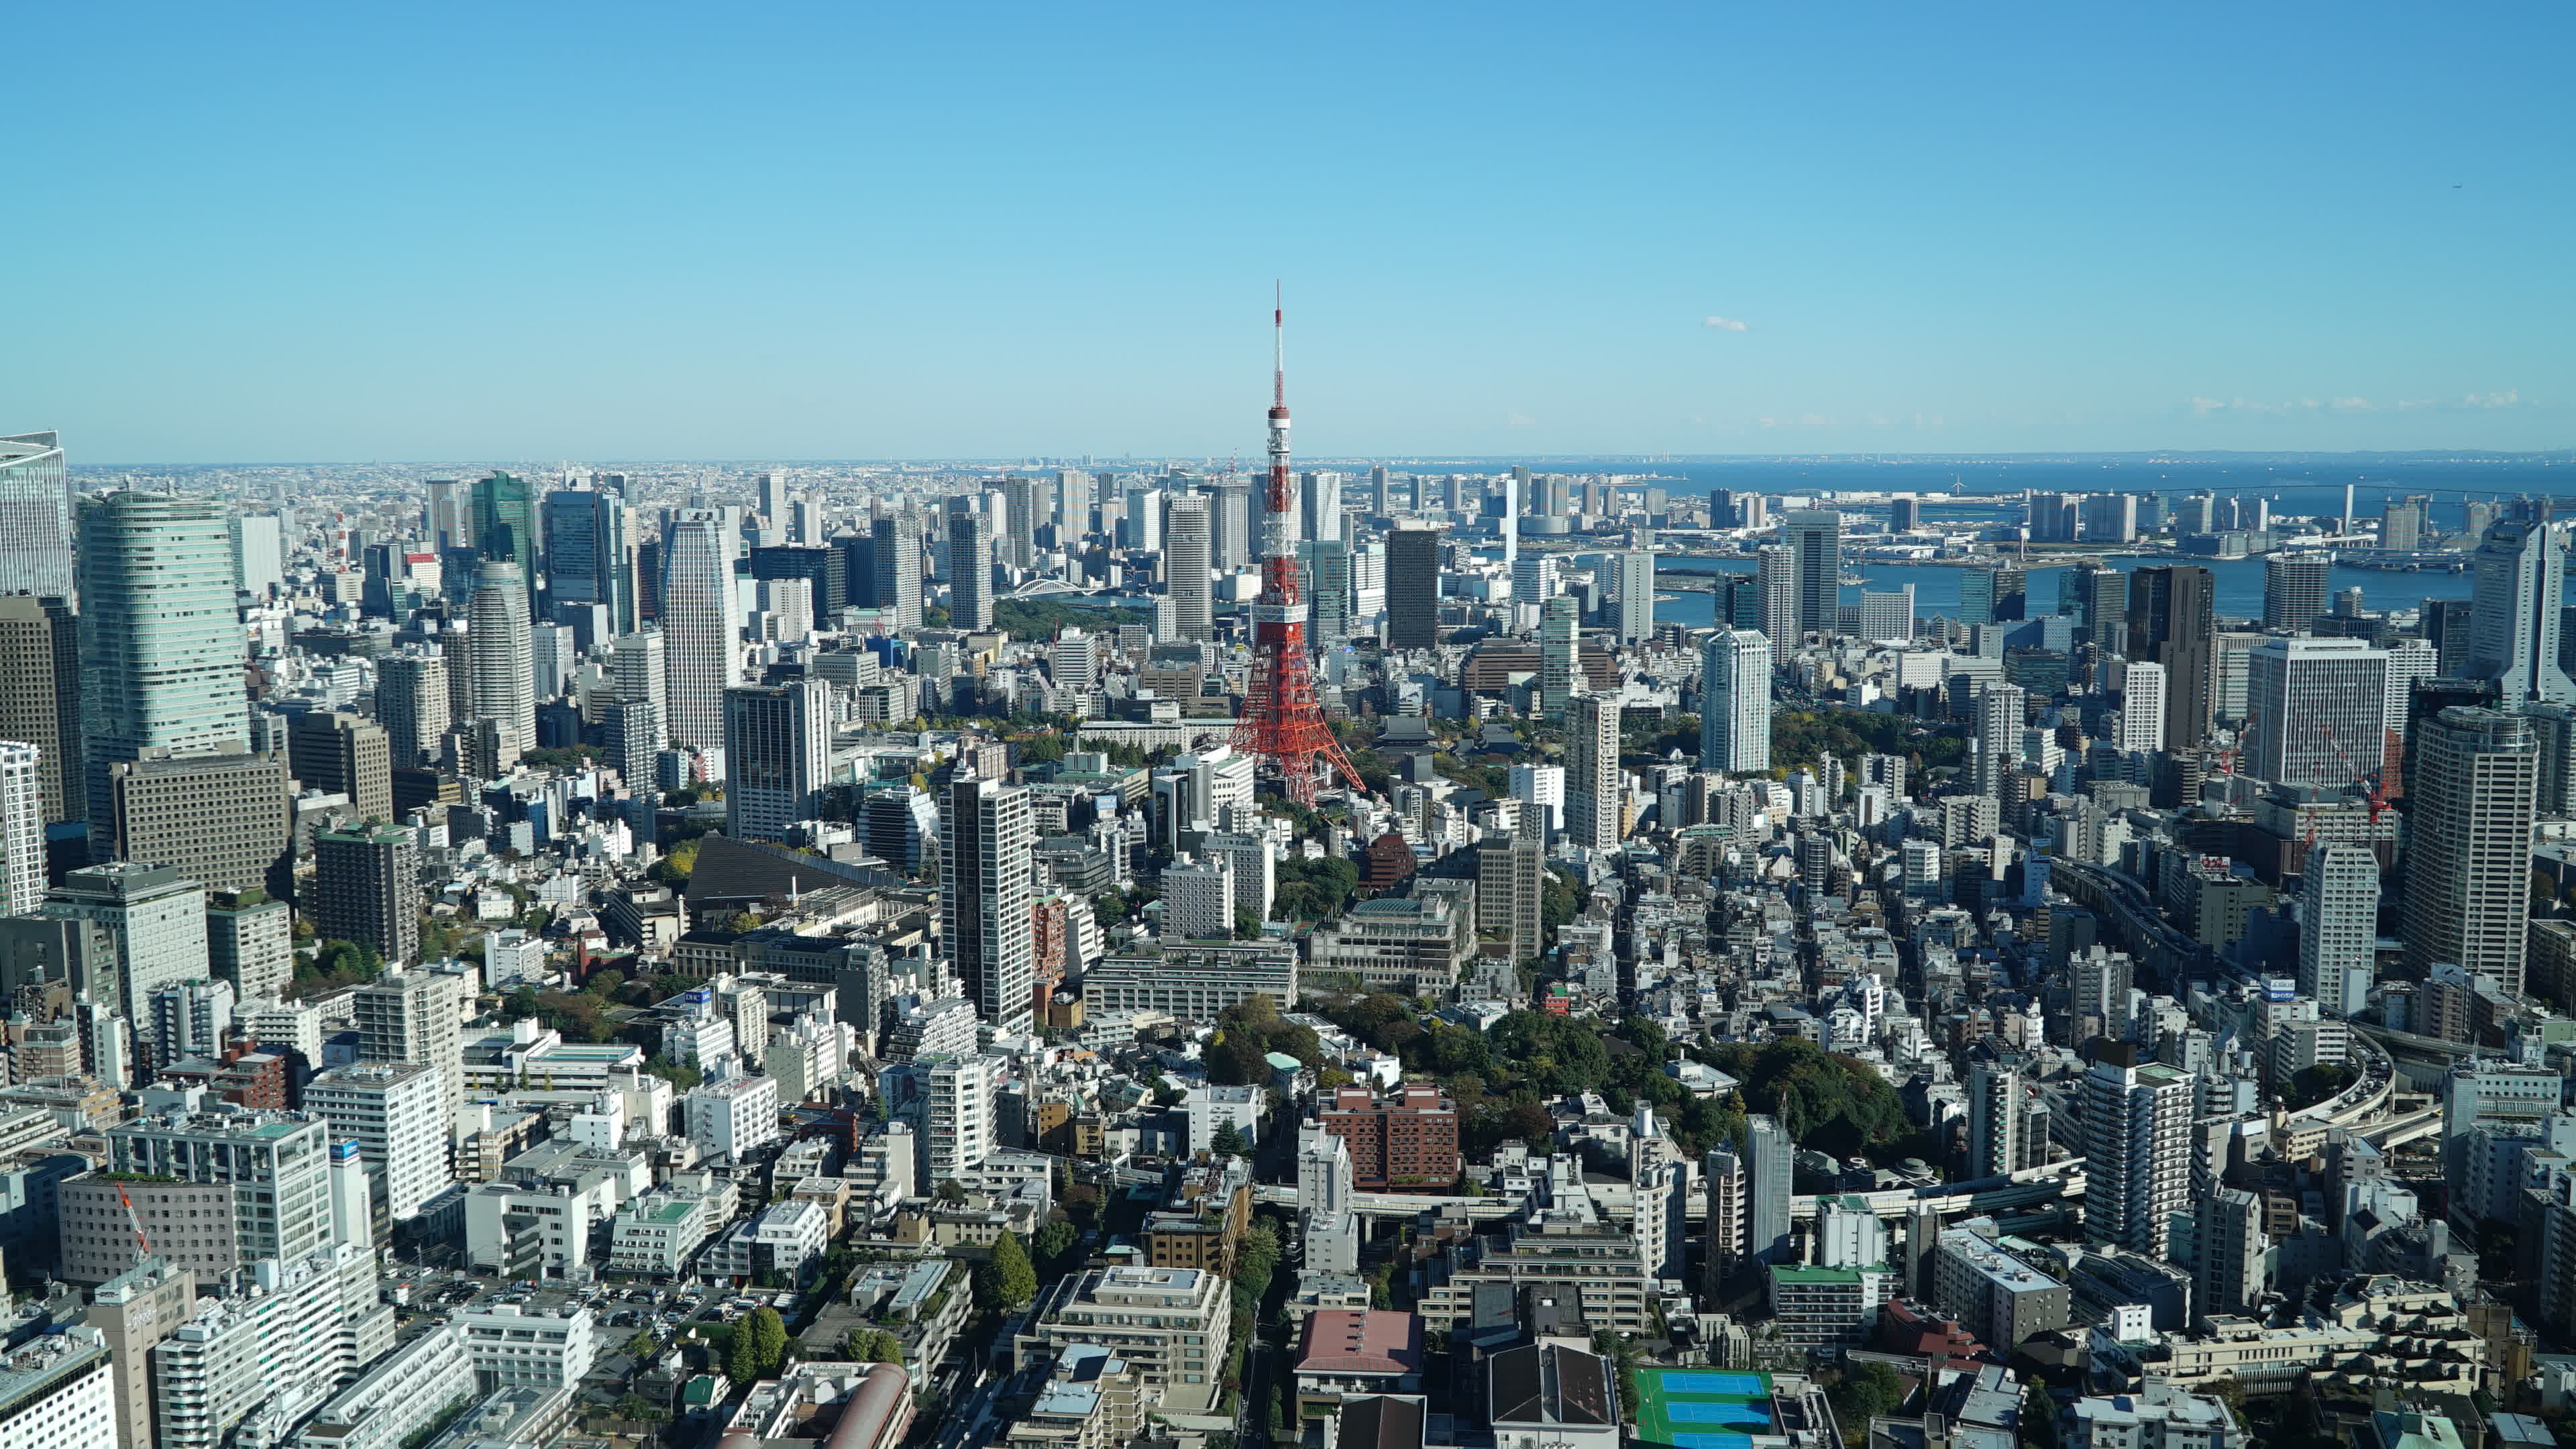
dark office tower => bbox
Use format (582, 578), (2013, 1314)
(541, 485), (635, 635)
(1385, 527), (1444, 650)
(2264, 553), (2330, 631)
(1440, 474), (1462, 513)
(2423, 598), (2475, 676)
(1370, 466), (1390, 515)
(288, 710), (392, 824)
(831, 533), (876, 608)
(2465, 518), (2576, 705)
(311, 822), (421, 967)
(1889, 497), (1923, 532)
(947, 511), (995, 631)
(871, 514), (924, 633)
(470, 472), (537, 596)
(748, 545), (843, 619)
(0, 432), (73, 600)
(2067, 561), (2127, 655)
(0, 596), (82, 825)
(1959, 564), (2027, 627)
(1298, 539), (1352, 648)
(634, 539), (662, 621)
(1782, 510), (1839, 639)
(1707, 489), (1737, 528)
(2125, 566), (2216, 752)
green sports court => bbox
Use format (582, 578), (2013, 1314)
(1634, 1368), (1778, 1449)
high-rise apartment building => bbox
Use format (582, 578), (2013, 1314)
(1746, 1114), (1793, 1263)
(2125, 565), (2214, 752)
(1474, 833), (1544, 965)
(1965, 1061), (2023, 1181)
(1782, 509), (1839, 639)
(46, 863), (207, 1059)
(2402, 706), (2538, 994)
(923, 1052), (1001, 1188)
(870, 513), (924, 633)
(2263, 552), (2330, 631)
(103, 751), (290, 897)
(311, 823), (420, 969)
(1700, 629), (1772, 773)
(1564, 694), (1623, 851)
(1384, 525), (1443, 651)
(723, 678), (831, 842)
(205, 891), (292, 1001)
(2300, 842), (2379, 1018)
(373, 651), (449, 770)
(149, 1243), (389, 1449)
(288, 711), (391, 824)
(1754, 543), (1799, 647)
(0, 431), (74, 600)
(304, 1062), (446, 1222)
(1161, 494), (1214, 643)
(659, 509), (741, 754)
(2245, 637), (2390, 786)
(948, 509), (997, 631)
(353, 967), (468, 1130)
(87, 1256), (193, 1449)
(77, 490), (251, 853)
(464, 561), (535, 771)
(2079, 1056), (2194, 1257)
(2467, 517), (2576, 704)
(1609, 551), (1655, 645)
(470, 471), (537, 590)
(941, 775), (1034, 1033)
(1536, 594), (1579, 721)
(0, 744), (38, 918)
(2196, 1188), (2267, 1319)
(2116, 662), (2165, 754)
(0, 596), (80, 826)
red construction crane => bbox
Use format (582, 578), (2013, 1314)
(115, 1179), (153, 1267)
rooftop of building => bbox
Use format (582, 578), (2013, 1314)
(1296, 1310), (1424, 1377)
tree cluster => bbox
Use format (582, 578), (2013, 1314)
(1696, 1036), (1911, 1159)
(724, 1307), (790, 1385)
(1203, 993), (1321, 1086)
(1772, 706), (1958, 782)
(974, 1232), (1038, 1311)
(841, 1328), (905, 1363)
(1275, 855), (1360, 922)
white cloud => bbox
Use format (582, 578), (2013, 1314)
(2331, 397), (2374, 411)
(1703, 315), (1749, 331)
(1507, 411), (1536, 427)
(2465, 388), (2520, 409)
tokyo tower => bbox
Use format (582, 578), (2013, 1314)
(1230, 288), (1363, 805)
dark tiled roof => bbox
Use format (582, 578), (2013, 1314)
(1340, 1396), (1426, 1449)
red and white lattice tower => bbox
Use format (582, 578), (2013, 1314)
(1231, 288), (1362, 804)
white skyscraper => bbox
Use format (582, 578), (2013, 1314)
(2245, 636), (2390, 788)
(2079, 1057), (2194, 1257)
(2300, 842), (2379, 1018)
(2402, 706), (2539, 995)
(1858, 585), (1915, 643)
(466, 561), (535, 770)
(1161, 856), (1234, 942)
(1610, 550), (1655, 645)
(2467, 517), (2576, 704)
(610, 628), (668, 738)
(1699, 629), (1772, 773)
(1163, 494), (1213, 643)
(941, 775), (1035, 1032)
(661, 509), (742, 754)
(0, 742), (42, 917)
(2118, 661), (2167, 754)
(1564, 694), (1623, 851)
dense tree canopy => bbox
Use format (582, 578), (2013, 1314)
(1772, 706), (1959, 782)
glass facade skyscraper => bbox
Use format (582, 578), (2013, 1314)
(76, 490), (251, 853)
(0, 431), (74, 601)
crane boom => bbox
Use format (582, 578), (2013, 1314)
(114, 1179), (152, 1265)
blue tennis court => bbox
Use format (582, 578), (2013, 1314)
(1670, 1404), (1772, 1426)
(1656, 1373), (1770, 1396)
(1672, 1435), (1754, 1449)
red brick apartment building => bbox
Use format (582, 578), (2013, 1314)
(1318, 1084), (1460, 1191)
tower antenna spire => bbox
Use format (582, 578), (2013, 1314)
(1274, 280), (1285, 409)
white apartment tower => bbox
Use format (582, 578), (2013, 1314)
(2118, 661), (2166, 755)
(1564, 694), (1623, 851)
(941, 775), (1036, 1032)
(2078, 1057), (2194, 1258)
(465, 560), (535, 771)
(0, 741), (41, 916)
(1699, 629), (1772, 773)
(2299, 841), (2379, 1018)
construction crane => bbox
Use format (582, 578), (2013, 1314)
(2320, 724), (2396, 826)
(114, 1179), (153, 1267)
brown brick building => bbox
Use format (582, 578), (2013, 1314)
(1319, 1084), (1460, 1192)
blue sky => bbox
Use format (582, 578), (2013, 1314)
(10, 3), (2572, 462)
